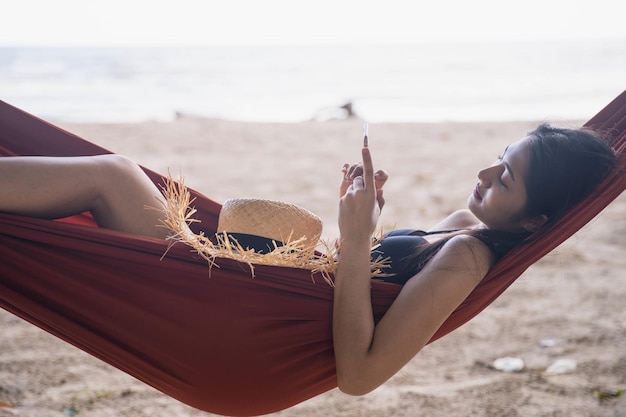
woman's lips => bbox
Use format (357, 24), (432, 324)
(473, 184), (483, 201)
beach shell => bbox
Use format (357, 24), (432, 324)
(544, 358), (577, 375)
(493, 357), (525, 372)
(539, 338), (557, 347)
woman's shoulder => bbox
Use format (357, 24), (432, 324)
(428, 209), (479, 232)
(435, 233), (495, 279)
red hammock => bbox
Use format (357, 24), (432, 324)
(1, 93), (625, 416)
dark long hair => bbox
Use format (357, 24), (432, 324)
(395, 123), (618, 280)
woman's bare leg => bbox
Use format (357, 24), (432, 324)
(0, 154), (169, 239)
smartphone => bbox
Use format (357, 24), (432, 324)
(363, 123), (369, 148)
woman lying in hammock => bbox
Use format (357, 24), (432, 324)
(0, 122), (618, 398)
(333, 123), (617, 394)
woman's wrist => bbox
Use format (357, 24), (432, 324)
(336, 237), (372, 281)
(338, 236), (372, 254)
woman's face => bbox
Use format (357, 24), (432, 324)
(467, 137), (534, 232)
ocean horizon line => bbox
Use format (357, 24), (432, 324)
(2, 41), (623, 125)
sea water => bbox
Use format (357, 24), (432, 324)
(0, 40), (624, 123)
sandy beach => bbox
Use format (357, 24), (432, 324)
(1, 116), (624, 417)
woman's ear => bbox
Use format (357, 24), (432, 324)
(522, 214), (548, 233)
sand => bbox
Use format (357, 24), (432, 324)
(1, 116), (624, 417)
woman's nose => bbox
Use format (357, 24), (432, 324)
(477, 168), (491, 186)
(478, 164), (504, 186)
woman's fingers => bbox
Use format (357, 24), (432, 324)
(348, 164), (363, 178)
(341, 163), (350, 175)
(361, 147), (376, 193)
(350, 175), (364, 190)
(341, 154), (387, 212)
(337, 147), (381, 241)
(374, 169), (388, 190)
(344, 164), (382, 183)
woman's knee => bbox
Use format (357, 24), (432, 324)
(86, 155), (145, 206)
(96, 154), (140, 174)
(88, 154), (166, 235)
(92, 154), (146, 186)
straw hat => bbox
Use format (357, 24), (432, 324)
(217, 198), (323, 252)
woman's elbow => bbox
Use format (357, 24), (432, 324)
(336, 371), (378, 396)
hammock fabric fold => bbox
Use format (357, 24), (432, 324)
(1, 93), (625, 416)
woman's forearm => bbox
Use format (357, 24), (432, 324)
(334, 145), (385, 394)
(332, 238), (376, 391)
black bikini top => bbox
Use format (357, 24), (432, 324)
(371, 229), (433, 285)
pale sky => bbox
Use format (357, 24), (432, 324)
(1, 0), (625, 46)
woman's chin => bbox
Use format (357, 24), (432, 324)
(466, 195), (479, 214)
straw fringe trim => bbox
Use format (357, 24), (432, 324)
(158, 175), (393, 286)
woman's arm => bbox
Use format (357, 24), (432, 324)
(333, 148), (493, 396)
